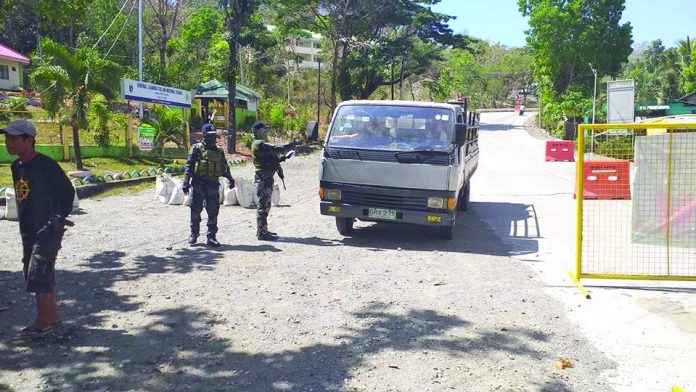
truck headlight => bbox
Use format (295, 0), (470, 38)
(326, 189), (342, 201)
(427, 197), (444, 209)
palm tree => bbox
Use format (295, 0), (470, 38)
(30, 39), (121, 170)
(677, 36), (695, 64)
(141, 105), (186, 168)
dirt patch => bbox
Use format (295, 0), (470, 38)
(523, 114), (552, 141)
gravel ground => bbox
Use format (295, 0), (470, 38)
(0, 148), (614, 391)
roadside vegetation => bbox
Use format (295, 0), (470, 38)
(0, 0), (692, 176)
(0, 157), (185, 189)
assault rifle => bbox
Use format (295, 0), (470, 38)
(274, 150), (296, 190)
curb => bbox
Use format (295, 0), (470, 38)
(76, 177), (156, 199)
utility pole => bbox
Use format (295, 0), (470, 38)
(390, 62), (395, 100)
(138, 0), (144, 119)
(589, 63), (597, 124)
(239, 44), (244, 85)
(589, 63), (597, 154)
(317, 60), (321, 124)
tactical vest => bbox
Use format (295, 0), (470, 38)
(252, 139), (276, 173)
(194, 147), (225, 178)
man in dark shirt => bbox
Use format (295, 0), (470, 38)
(2, 120), (75, 340)
(182, 123), (234, 247)
(251, 122), (295, 241)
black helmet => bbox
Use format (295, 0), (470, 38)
(252, 121), (270, 138)
(202, 123), (217, 134)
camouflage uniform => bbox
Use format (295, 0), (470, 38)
(183, 128), (234, 244)
(252, 136), (295, 239)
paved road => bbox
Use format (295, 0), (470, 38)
(0, 112), (692, 391)
(474, 111), (696, 392)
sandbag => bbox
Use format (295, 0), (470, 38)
(155, 175), (174, 204)
(4, 188), (18, 221)
(271, 184), (280, 206)
(235, 177), (254, 208)
(223, 188), (238, 206)
(219, 177), (230, 204)
(183, 192), (193, 207)
(72, 190), (80, 213)
(167, 177), (185, 205)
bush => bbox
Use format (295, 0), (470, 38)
(241, 132), (254, 149)
(89, 101), (111, 147)
(0, 96), (31, 121)
(585, 136), (634, 160)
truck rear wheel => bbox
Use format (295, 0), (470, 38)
(458, 182), (471, 212)
(336, 217), (354, 235)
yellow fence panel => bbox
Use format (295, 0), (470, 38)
(575, 123), (696, 282)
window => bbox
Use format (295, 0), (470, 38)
(327, 105), (454, 152)
(0, 65), (9, 80)
(12, 66), (16, 71)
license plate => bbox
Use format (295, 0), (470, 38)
(368, 208), (397, 220)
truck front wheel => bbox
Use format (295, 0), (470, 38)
(336, 217), (355, 235)
(458, 182), (470, 212)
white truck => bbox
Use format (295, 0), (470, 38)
(319, 99), (480, 239)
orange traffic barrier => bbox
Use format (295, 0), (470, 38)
(545, 140), (575, 162)
(575, 160), (631, 200)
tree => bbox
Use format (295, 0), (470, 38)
(424, 41), (533, 109)
(220, 0), (263, 153)
(143, 0), (194, 68)
(142, 105), (186, 167)
(30, 39), (121, 170)
(519, 0), (633, 97)
(274, 0), (468, 108)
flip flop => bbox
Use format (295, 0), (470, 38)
(14, 325), (54, 341)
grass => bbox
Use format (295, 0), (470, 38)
(0, 156), (186, 188)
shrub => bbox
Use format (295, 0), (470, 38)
(241, 132), (253, 149)
(89, 101), (111, 147)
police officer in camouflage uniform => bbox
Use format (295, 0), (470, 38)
(183, 123), (235, 247)
(251, 121), (295, 241)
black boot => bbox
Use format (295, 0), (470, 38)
(188, 234), (198, 246)
(257, 231), (278, 241)
(206, 236), (221, 247)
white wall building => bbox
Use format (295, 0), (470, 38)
(0, 43), (30, 91)
(267, 26), (322, 70)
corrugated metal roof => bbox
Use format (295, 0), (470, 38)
(0, 43), (30, 64)
(194, 79), (261, 100)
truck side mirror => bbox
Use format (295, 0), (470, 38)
(454, 123), (467, 144)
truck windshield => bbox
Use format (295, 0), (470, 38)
(327, 105), (454, 152)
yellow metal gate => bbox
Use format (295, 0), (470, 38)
(574, 122), (696, 282)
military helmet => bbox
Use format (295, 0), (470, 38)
(252, 121), (270, 138)
(202, 123), (217, 134)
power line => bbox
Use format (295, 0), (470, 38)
(104, 0), (137, 59)
(93, 0), (131, 49)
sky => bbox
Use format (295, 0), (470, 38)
(432, 0), (696, 49)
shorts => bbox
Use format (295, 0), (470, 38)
(22, 228), (64, 294)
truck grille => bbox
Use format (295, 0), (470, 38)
(341, 190), (428, 211)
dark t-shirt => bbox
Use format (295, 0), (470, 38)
(11, 153), (75, 241)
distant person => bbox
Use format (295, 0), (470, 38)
(182, 123), (235, 247)
(519, 105), (525, 116)
(2, 120), (75, 341)
(251, 122), (295, 241)
(426, 120), (449, 142)
(331, 118), (389, 146)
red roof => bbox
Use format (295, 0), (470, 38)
(0, 43), (30, 64)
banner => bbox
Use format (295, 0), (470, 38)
(121, 78), (192, 108)
(137, 124), (156, 151)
